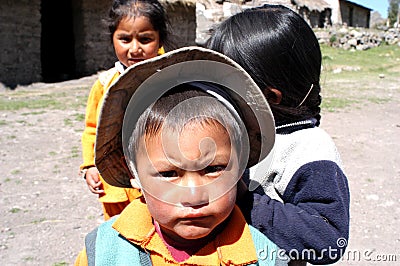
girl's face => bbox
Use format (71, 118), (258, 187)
(113, 16), (161, 67)
(134, 123), (238, 245)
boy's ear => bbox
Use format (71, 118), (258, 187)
(130, 178), (142, 189)
(266, 88), (282, 105)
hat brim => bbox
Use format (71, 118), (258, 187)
(95, 46), (275, 188)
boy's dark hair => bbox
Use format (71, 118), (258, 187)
(207, 4), (322, 126)
(105, 0), (171, 47)
(127, 82), (248, 171)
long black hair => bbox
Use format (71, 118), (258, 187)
(207, 4), (322, 126)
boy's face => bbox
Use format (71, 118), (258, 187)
(134, 122), (238, 244)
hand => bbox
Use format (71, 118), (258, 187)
(85, 167), (104, 194)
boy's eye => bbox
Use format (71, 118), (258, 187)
(158, 170), (178, 178)
(204, 165), (226, 175)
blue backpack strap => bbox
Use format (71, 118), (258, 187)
(139, 247), (152, 266)
(84, 216), (152, 265)
(85, 227), (98, 266)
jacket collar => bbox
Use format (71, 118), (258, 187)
(112, 198), (258, 265)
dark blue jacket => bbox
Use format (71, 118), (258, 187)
(239, 121), (350, 265)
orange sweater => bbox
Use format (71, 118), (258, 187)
(75, 198), (259, 265)
(81, 49), (164, 204)
(81, 66), (140, 203)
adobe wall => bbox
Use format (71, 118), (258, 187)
(164, 1), (197, 49)
(340, 2), (370, 28)
(72, 0), (115, 77)
(0, 0), (197, 88)
(351, 7), (370, 28)
(0, 0), (42, 88)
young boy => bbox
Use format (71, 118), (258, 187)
(74, 47), (287, 265)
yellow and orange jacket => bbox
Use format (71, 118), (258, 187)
(74, 199), (278, 265)
(81, 48), (165, 208)
(80, 63), (140, 204)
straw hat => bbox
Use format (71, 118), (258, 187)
(95, 46), (275, 188)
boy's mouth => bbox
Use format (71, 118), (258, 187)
(180, 210), (211, 220)
(182, 213), (207, 219)
(179, 216), (212, 226)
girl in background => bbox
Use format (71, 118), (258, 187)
(80, 0), (171, 221)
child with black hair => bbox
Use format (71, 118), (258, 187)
(207, 4), (350, 264)
(75, 47), (287, 266)
(80, 0), (171, 220)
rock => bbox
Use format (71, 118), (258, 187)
(348, 38), (358, 47)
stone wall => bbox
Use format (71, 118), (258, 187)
(72, 0), (115, 77)
(0, 0), (196, 88)
(0, 0), (42, 88)
(164, 1), (197, 50)
(316, 27), (400, 50)
(340, 1), (370, 28)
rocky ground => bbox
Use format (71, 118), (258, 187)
(0, 67), (399, 265)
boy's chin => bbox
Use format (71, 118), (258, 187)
(170, 220), (228, 246)
(178, 227), (213, 240)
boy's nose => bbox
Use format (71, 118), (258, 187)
(179, 172), (204, 187)
(179, 188), (209, 207)
(179, 173), (209, 207)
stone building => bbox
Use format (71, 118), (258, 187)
(0, 0), (196, 88)
(256, 0), (332, 28)
(250, 0), (371, 28)
(294, 0), (372, 28)
(338, 0), (372, 28)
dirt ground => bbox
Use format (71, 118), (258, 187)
(0, 71), (399, 265)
